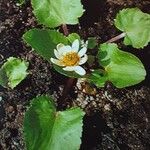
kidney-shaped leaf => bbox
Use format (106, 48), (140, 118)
(23, 29), (68, 61)
(31, 0), (84, 28)
(114, 8), (150, 48)
(0, 57), (29, 89)
(24, 95), (85, 150)
(94, 43), (146, 88)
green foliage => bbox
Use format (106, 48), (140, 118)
(0, 57), (29, 89)
(88, 69), (107, 87)
(24, 95), (85, 150)
(23, 6), (148, 87)
(16, 0), (26, 5)
(90, 43), (146, 88)
(23, 29), (68, 61)
(31, 0), (84, 28)
(87, 37), (97, 49)
(23, 29), (84, 78)
(114, 8), (150, 48)
(67, 33), (80, 43)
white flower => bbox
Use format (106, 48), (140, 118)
(50, 39), (88, 75)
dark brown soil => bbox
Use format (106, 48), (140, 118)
(0, 0), (150, 150)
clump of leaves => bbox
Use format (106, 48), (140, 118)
(23, 6), (149, 87)
(89, 43), (146, 88)
(0, 1), (148, 149)
(22, 0), (150, 149)
(24, 95), (85, 150)
(0, 57), (29, 89)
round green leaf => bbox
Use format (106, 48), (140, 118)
(97, 43), (146, 88)
(0, 57), (29, 89)
(31, 0), (84, 28)
(114, 8), (150, 48)
(23, 29), (68, 61)
(24, 95), (85, 150)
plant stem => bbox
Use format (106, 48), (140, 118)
(62, 24), (69, 36)
(62, 78), (77, 99)
(106, 33), (126, 43)
(58, 77), (76, 110)
(58, 24), (76, 109)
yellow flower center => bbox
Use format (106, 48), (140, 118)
(61, 52), (80, 66)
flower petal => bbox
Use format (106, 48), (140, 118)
(74, 66), (86, 75)
(79, 54), (88, 65)
(63, 66), (75, 71)
(78, 47), (87, 57)
(72, 39), (79, 52)
(58, 45), (72, 55)
(50, 58), (64, 66)
(54, 49), (61, 59)
(57, 43), (64, 50)
(63, 66), (86, 75)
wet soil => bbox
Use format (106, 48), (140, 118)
(0, 0), (150, 150)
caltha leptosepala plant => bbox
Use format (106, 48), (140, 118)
(21, 0), (150, 149)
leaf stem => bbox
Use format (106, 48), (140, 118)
(62, 24), (69, 36)
(106, 33), (126, 43)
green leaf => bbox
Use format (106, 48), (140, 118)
(87, 55), (95, 66)
(88, 69), (107, 87)
(23, 29), (86, 78)
(87, 37), (97, 49)
(23, 29), (87, 78)
(114, 8), (150, 48)
(31, 0), (84, 28)
(23, 29), (68, 61)
(24, 95), (85, 150)
(67, 33), (80, 43)
(0, 57), (29, 89)
(94, 43), (146, 88)
(16, 0), (26, 6)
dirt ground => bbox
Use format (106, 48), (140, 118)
(0, 0), (150, 150)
